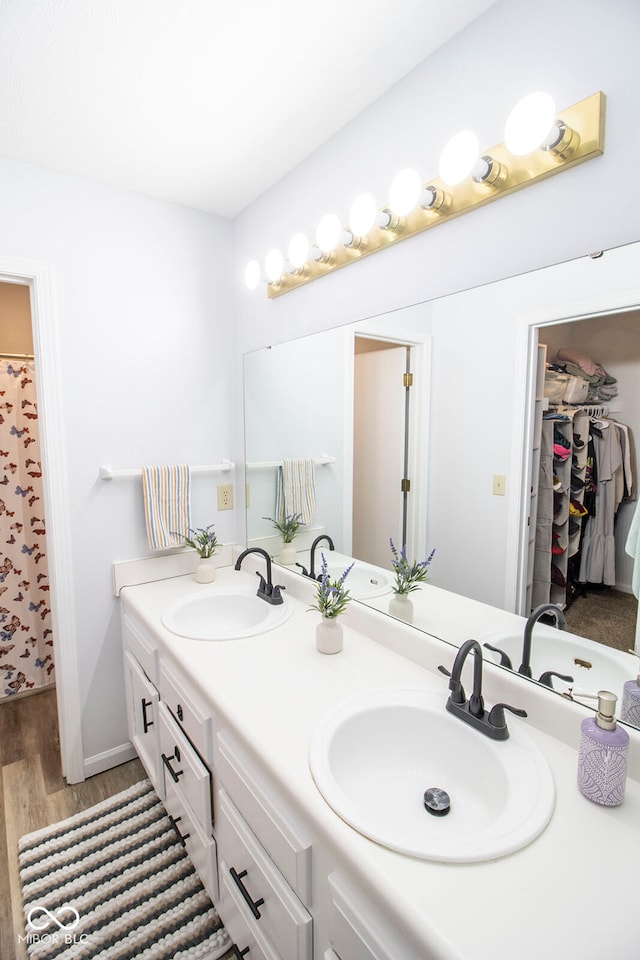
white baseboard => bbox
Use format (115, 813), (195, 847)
(82, 741), (137, 780)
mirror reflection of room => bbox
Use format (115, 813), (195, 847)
(243, 244), (640, 730)
(531, 312), (639, 657)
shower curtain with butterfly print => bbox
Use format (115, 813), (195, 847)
(0, 359), (54, 698)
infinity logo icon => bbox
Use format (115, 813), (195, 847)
(27, 905), (81, 931)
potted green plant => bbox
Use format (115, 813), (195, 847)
(309, 553), (354, 654)
(264, 512), (303, 565)
(388, 539), (435, 622)
(184, 524), (220, 583)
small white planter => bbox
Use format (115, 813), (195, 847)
(278, 542), (297, 565)
(195, 557), (217, 583)
(316, 616), (343, 655)
(388, 593), (414, 623)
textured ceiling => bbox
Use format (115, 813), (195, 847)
(0, 0), (497, 217)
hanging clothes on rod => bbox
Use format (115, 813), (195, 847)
(578, 415), (634, 587)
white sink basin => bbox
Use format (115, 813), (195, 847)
(482, 627), (636, 711)
(324, 557), (392, 600)
(309, 688), (555, 862)
(162, 586), (292, 641)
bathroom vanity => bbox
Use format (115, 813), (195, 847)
(120, 562), (640, 960)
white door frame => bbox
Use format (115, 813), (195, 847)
(510, 288), (640, 616)
(0, 256), (84, 783)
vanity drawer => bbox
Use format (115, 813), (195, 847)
(163, 778), (219, 905)
(159, 702), (213, 834)
(122, 611), (160, 686)
(217, 789), (312, 960)
(217, 731), (312, 903)
(160, 662), (213, 763)
(219, 860), (282, 960)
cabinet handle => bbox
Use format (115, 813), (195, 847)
(177, 704), (184, 722)
(161, 749), (184, 783)
(231, 947), (250, 959)
(229, 867), (265, 920)
(168, 814), (191, 847)
(141, 698), (154, 733)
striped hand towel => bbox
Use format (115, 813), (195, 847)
(142, 465), (191, 550)
(275, 458), (316, 525)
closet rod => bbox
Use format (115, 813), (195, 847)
(100, 460), (235, 480)
(0, 351), (34, 360)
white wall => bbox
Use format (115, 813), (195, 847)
(0, 155), (235, 773)
(232, 0), (640, 609)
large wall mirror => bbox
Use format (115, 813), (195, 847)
(243, 239), (640, 730)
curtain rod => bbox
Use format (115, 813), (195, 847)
(0, 351), (34, 360)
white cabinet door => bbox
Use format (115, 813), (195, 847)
(124, 650), (163, 797)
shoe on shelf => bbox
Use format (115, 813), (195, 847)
(569, 498), (588, 517)
(553, 430), (571, 449)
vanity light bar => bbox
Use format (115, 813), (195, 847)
(265, 92), (605, 299)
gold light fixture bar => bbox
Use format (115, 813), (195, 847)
(267, 92), (605, 299)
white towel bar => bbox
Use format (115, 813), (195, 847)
(246, 455), (335, 470)
(100, 460), (235, 480)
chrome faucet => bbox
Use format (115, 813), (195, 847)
(439, 638), (527, 741)
(519, 603), (566, 678)
(234, 548), (285, 605)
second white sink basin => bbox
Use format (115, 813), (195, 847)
(162, 586), (292, 641)
(324, 558), (392, 600)
(309, 688), (555, 862)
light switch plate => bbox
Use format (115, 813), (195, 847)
(492, 474), (506, 496)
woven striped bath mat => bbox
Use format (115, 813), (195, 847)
(18, 779), (232, 960)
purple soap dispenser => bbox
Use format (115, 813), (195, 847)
(621, 650), (640, 728)
(577, 690), (629, 807)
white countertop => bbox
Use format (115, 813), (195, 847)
(121, 564), (640, 960)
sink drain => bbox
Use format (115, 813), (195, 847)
(423, 787), (450, 817)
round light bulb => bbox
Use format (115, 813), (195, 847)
(504, 92), (556, 156)
(315, 213), (342, 254)
(349, 193), (377, 237)
(244, 259), (261, 290)
(264, 248), (284, 284)
(389, 168), (422, 216)
(438, 130), (480, 186)
(287, 232), (309, 269)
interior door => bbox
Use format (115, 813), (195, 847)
(352, 338), (410, 568)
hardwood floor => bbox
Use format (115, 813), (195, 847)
(0, 687), (145, 960)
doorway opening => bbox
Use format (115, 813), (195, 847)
(0, 257), (82, 783)
(0, 281), (57, 703)
(351, 330), (430, 571)
(520, 308), (639, 655)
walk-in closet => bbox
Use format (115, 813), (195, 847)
(529, 309), (639, 653)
